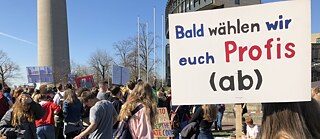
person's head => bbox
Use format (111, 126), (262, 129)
(3, 86), (11, 94)
(311, 87), (320, 101)
(119, 82), (157, 127)
(27, 87), (35, 94)
(56, 83), (63, 91)
(13, 88), (23, 98)
(12, 93), (35, 127)
(39, 84), (47, 94)
(126, 80), (136, 91)
(202, 104), (217, 122)
(159, 87), (165, 92)
(259, 98), (320, 139)
(91, 86), (99, 96)
(98, 80), (108, 92)
(64, 89), (78, 103)
(245, 118), (254, 127)
(32, 93), (41, 103)
(166, 89), (171, 96)
(47, 89), (55, 100)
(65, 83), (73, 90)
(77, 87), (90, 97)
(80, 91), (98, 107)
(110, 85), (121, 98)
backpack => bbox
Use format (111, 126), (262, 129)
(0, 92), (9, 119)
(113, 104), (144, 139)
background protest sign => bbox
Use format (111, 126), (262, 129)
(169, 0), (311, 105)
(112, 65), (130, 86)
(153, 107), (174, 138)
(75, 75), (95, 88)
(26, 66), (53, 83)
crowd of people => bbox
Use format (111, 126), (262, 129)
(0, 80), (319, 139)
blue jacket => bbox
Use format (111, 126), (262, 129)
(63, 99), (83, 122)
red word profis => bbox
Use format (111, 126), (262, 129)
(224, 37), (295, 62)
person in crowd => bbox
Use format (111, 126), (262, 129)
(32, 89), (40, 99)
(118, 82), (158, 139)
(91, 86), (99, 96)
(165, 89), (172, 113)
(311, 87), (320, 101)
(12, 88), (23, 104)
(245, 118), (258, 139)
(177, 105), (192, 129)
(123, 80), (136, 102)
(35, 93), (61, 139)
(259, 98), (320, 139)
(65, 83), (73, 90)
(152, 76), (157, 90)
(63, 89), (84, 139)
(27, 87), (35, 97)
(53, 83), (64, 105)
(214, 104), (225, 131)
(157, 87), (167, 108)
(96, 81), (110, 100)
(3, 86), (13, 108)
(0, 86), (11, 120)
(108, 85), (123, 114)
(0, 92), (45, 139)
(74, 91), (117, 139)
(32, 93), (42, 103)
(189, 104), (217, 139)
(76, 88), (90, 98)
(108, 85), (124, 132)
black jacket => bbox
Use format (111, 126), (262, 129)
(0, 101), (45, 139)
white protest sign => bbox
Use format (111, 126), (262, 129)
(112, 65), (130, 86)
(169, 0), (311, 105)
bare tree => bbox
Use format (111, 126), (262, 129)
(88, 49), (113, 83)
(132, 23), (160, 82)
(71, 60), (92, 77)
(0, 50), (20, 85)
(113, 38), (134, 67)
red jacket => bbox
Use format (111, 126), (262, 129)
(35, 101), (60, 127)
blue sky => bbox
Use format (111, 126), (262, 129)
(0, 0), (319, 85)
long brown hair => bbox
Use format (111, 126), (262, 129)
(259, 98), (320, 139)
(202, 104), (217, 122)
(64, 89), (78, 103)
(119, 82), (158, 127)
(12, 93), (35, 127)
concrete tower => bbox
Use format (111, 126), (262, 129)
(38, 0), (70, 84)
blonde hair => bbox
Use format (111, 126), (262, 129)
(311, 87), (320, 101)
(64, 89), (78, 103)
(12, 94), (35, 127)
(119, 82), (158, 127)
(202, 104), (217, 122)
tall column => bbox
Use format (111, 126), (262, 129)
(38, 0), (70, 84)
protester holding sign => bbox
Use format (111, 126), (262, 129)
(118, 82), (158, 139)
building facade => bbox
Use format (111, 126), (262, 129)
(165, 0), (261, 86)
(312, 33), (320, 82)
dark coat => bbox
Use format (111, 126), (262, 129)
(0, 101), (45, 139)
